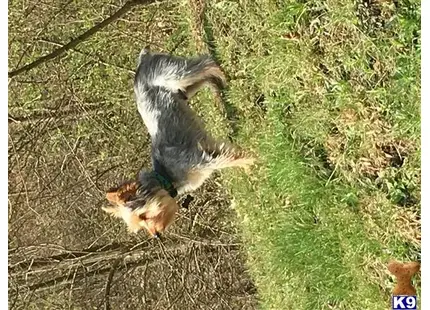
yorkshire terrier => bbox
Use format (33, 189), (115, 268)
(103, 47), (254, 237)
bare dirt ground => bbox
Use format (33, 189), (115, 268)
(8, 0), (257, 309)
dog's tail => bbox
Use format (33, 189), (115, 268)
(136, 47), (226, 99)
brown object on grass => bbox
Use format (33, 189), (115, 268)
(388, 261), (420, 295)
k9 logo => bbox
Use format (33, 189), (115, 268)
(392, 296), (417, 310)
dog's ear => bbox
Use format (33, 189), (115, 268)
(106, 181), (139, 205)
(106, 189), (120, 204)
(404, 262), (420, 277)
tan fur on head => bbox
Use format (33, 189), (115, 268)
(133, 189), (179, 235)
(104, 184), (179, 236)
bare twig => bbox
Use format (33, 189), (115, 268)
(103, 257), (122, 310)
(10, 0), (75, 71)
(8, 0), (159, 78)
(38, 38), (135, 74)
(8, 104), (102, 124)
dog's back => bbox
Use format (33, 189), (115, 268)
(133, 49), (226, 180)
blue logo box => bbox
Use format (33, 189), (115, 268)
(392, 296), (417, 310)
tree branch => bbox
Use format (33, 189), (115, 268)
(8, 0), (158, 78)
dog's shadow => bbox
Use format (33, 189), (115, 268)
(202, 13), (239, 141)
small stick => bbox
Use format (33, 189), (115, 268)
(103, 257), (122, 310)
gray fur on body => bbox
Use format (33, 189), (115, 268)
(133, 51), (224, 196)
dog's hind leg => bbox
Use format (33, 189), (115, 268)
(179, 58), (226, 99)
(200, 142), (255, 172)
(136, 51), (226, 100)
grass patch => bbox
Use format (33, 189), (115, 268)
(194, 0), (421, 308)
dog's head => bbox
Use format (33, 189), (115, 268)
(103, 179), (179, 237)
(388, 261), (420, 279)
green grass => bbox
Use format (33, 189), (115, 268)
(192, 0), (421, 308)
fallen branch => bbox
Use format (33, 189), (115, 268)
(104, 257), (122, 310)
(9, 240), (233, 292)
(8, 0), (158, 78)
(38, 38), (135, 74)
